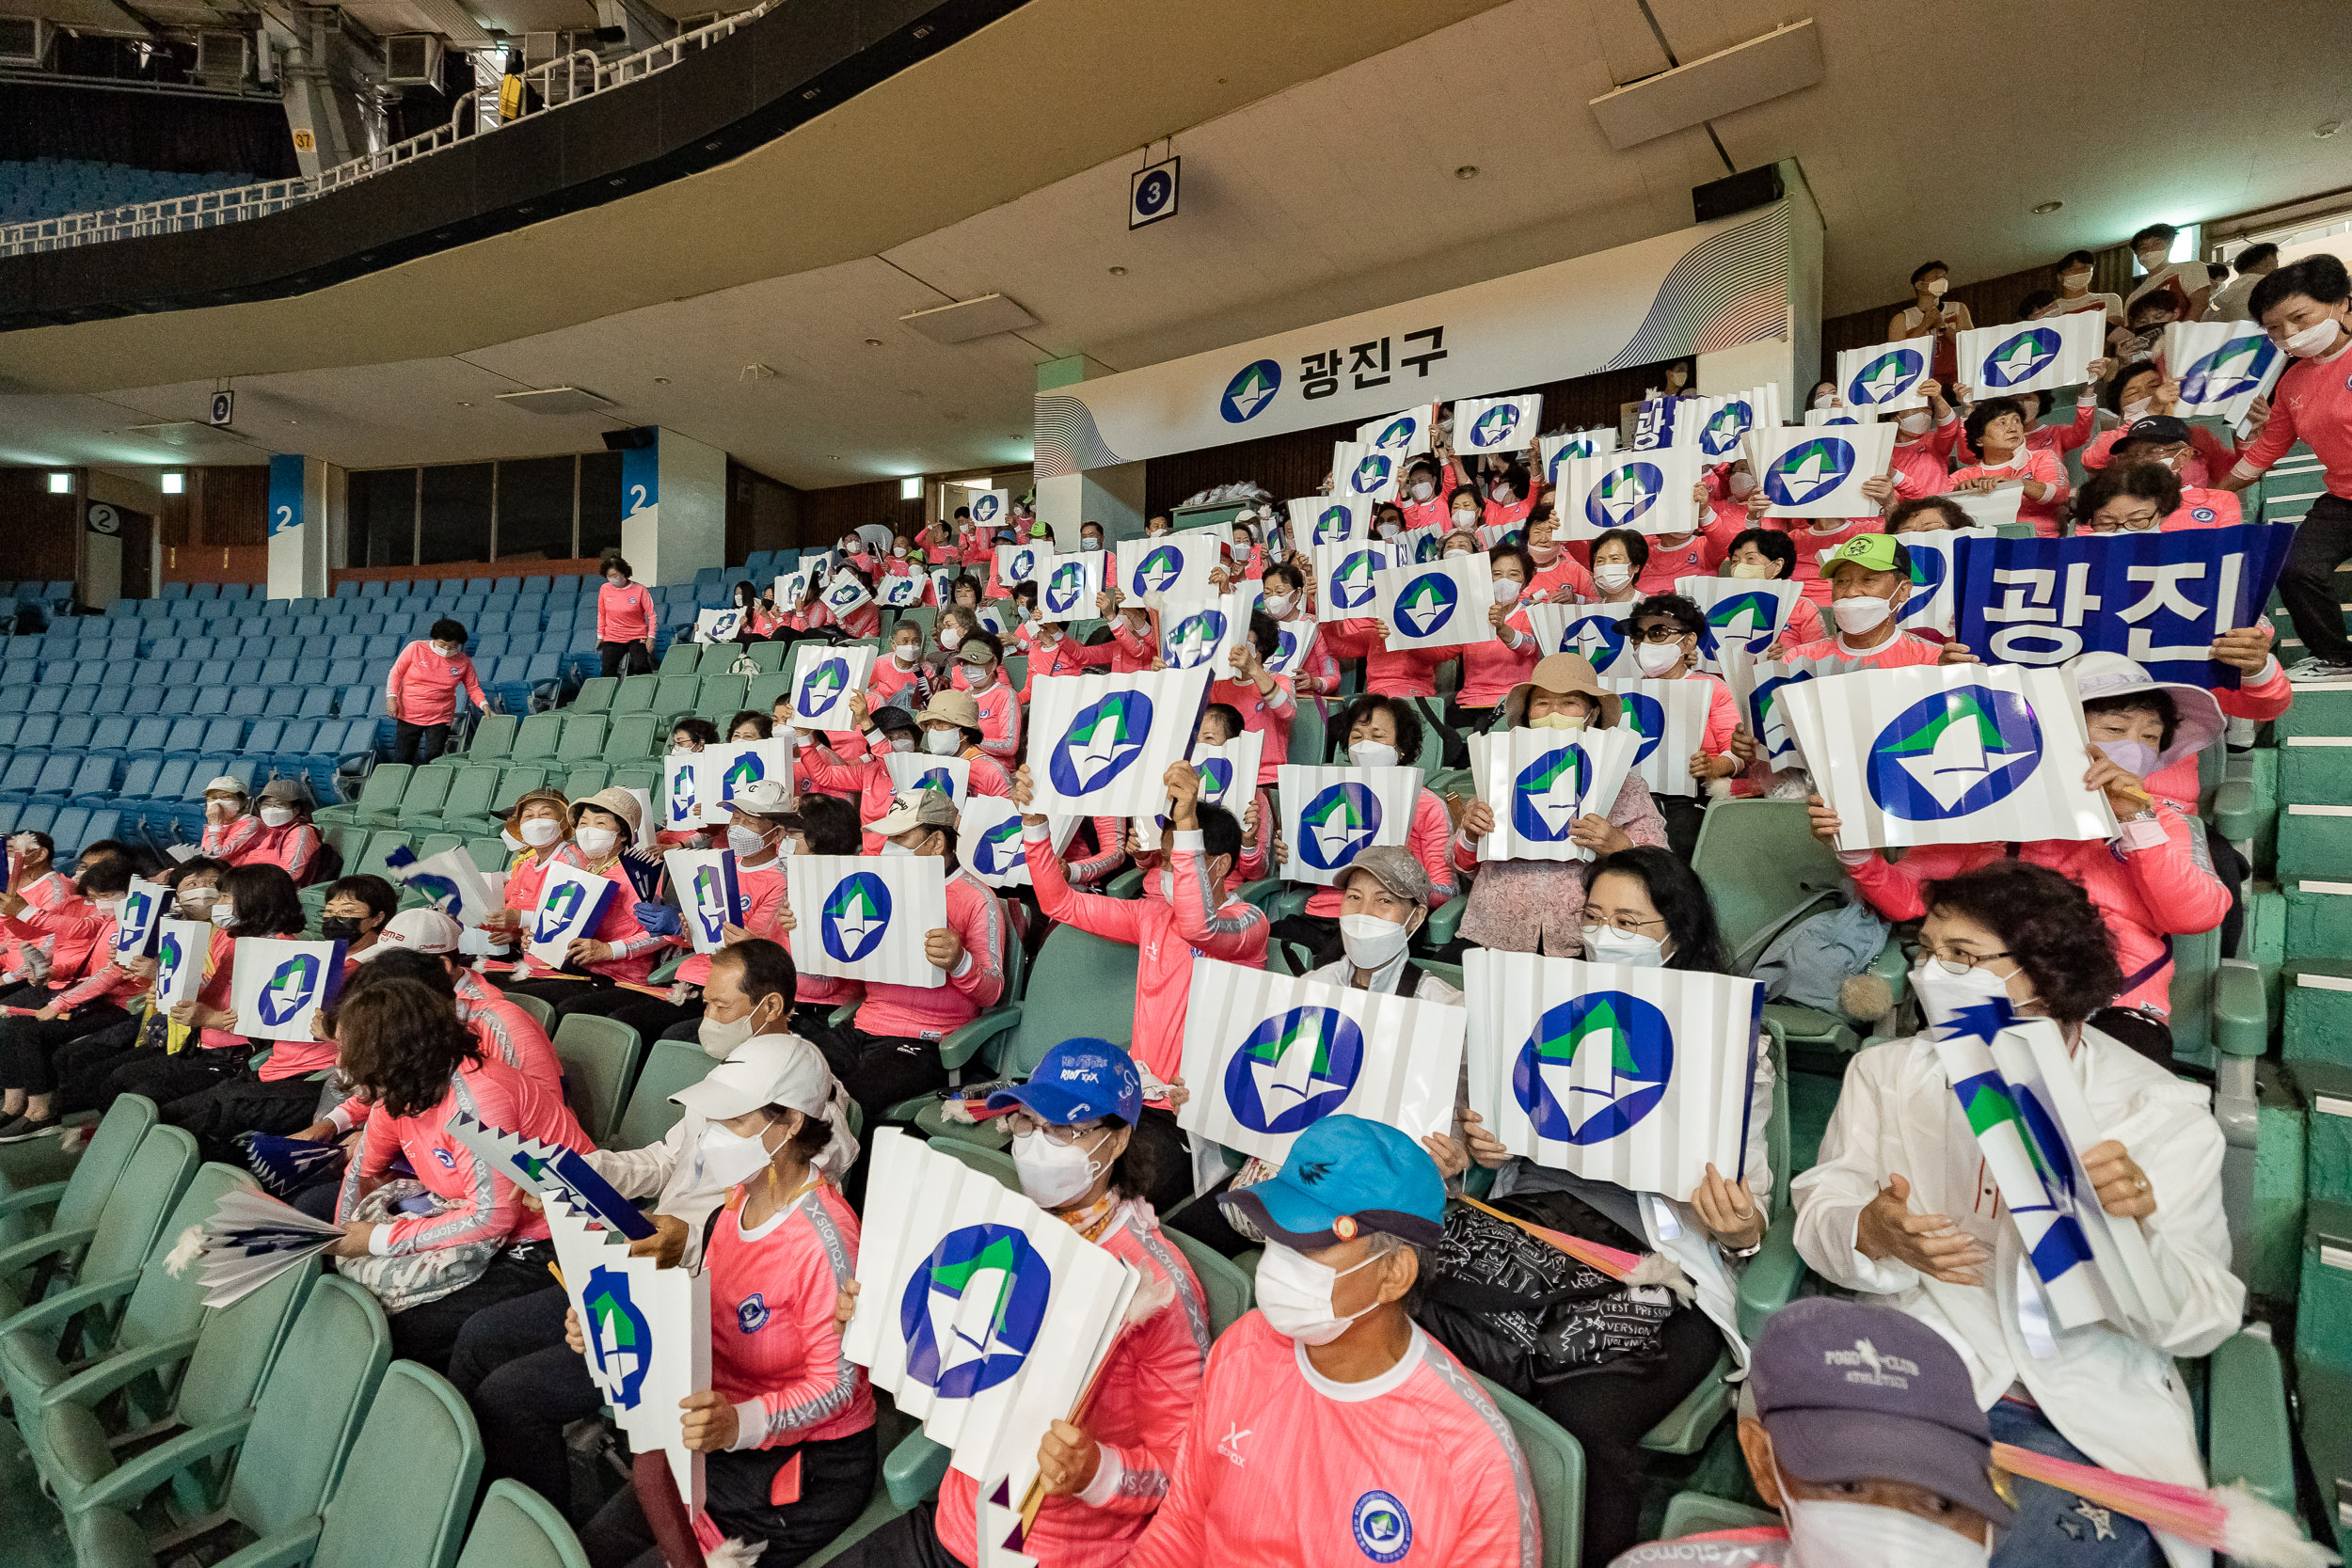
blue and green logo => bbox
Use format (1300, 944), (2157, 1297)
(1510, 743), (1590, 842)
(1866, 685), (2042, 821)
(1298, 782), (1381, 870)
(1049, 689), (1155, 796)
(582, 1264), (653, 1408)
(1220, 359), (1281, 424)
(1227, 1006), (1365, 1134)
(900, 1224), (1052, 1397)
(820, 871), (893, 962)
(1763, 437), (1855, 508)
(1513, 990), (1675, 1144)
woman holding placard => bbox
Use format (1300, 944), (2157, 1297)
(1444, 543), (1540, 736)
(0, 855), (141, 1142)
(498, 790), (679, 1019)
(1454, 847), (1772, 1567)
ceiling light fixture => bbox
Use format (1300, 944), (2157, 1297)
(2318, 120), (2343, 139)
(2032, 200), (2063, 214)
(899, 476), (922, 499)
(864, 338), (884, 347)
(47, 472), (72, 494)
(1455, 165), (1478, 180)
(161, 471), (184, 494)
(1108, 265), (1127, 277)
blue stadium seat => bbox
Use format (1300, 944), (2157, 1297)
(0, 688), (26, 718)
(547, 575), (581, 597)
(0, 716), (19, 750)
(260, 657), (297, 686)
(51, 714), (95, 752)
(72, 808), (120, 860)
(362, 635), (401, 661)
(185, 582), (217, 601)
(47, 806), (89, 857)
(193, 657), (230, 687)
(65, 754), (116, 801)
(16, 716), (56, 750)
(228, 689), (267, 720)
(216, 583), (249, 602)
(326, 659), (363, 687)
(382, 578), (412, 598)
(293, 614), (326, 639)
(161, 717), (208, 754)
(199, 717), (244, 752)
(12, 802), (56, 837)
(123, 717), (171, 752)
(258, 598), (293, 620)
(243, 718), (283, 756)
(113, 755), (161, 819)
(191, 688), (230, 718)
(522, 575), (553, 595)
(262, 687), (304, 718)
(93, 682), (132, 714)
(0, 752), (49, 800)
(161, 582), (188, 599)
(88, 716), (135, 753)
(126, 684), (165, 713)
(328, 635), (364, 660)
(476, 610), (510, 637)
(30, 753), (82, 796)
(297, 687), (339, 721)
(351, 613), (385, 638)
(464, 577), (493, 594)
(361, 657), (394, 687)
(355, 579), (381, 597)
(471, 634), (508, 663)
(156, 687), (199, 717)
(25, 687), (65, 715)
(341, 684), (377, 717)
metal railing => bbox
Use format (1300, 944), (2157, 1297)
(0, 0), (783, 260)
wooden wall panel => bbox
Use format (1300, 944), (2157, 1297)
(802, 479), (922, 546)
(0, 469), (83, 588)
(158, 465), (269, 551)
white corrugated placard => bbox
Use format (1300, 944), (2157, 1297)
(781, 854), (947, 988)
(1889, 527), (2001, 638)
(1025, 668), (1212, 819)
(1294, 494), (1371, 547)
(524, 862), (618, 972)
(1674, 577), (1803, 672)
(228, 936), (347, 1043)
(1036, 553), (1104, 623)
(1115, 533), (1217, 610)
(1469, 725), (1641, 863)
(1275, 764), (1421, 886)
(787, 643), (876, 732)
(1453, 394), (1544, 454)
(1834, 339), (1935, 410)
(1556, 448), (1704, 539)
(662, 848), (744, 955)
(1524, 601), (1634, 675)
(152, 919), (209, 1011)
(1373, 553), (1495, 651)
(1190, 729), (1264, 816)
(696, 739), (792, 810)
(1746, 425), (1898, 519)
(885, 751), (972, 806)
(1330, 438), (1402, 504)
(1956, 313), (2106, 399)
(1597, 676), (1713, 799)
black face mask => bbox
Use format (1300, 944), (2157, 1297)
(320, 915), (366, 942)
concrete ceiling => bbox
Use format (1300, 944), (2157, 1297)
(3, 0), (2349, 490)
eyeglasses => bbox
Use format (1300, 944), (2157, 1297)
(1918, 945), (2013, 974)
(1630, 625), (1690, 644)
(1003, 1110), (1103, 1144)
(1581, 911), (1667, 936)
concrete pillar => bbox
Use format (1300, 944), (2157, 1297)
(1695, 157), (1823, 410)
(618, 426), (726, 587)
(266, 453), (338, 600)
(1034, 356), (1147, 551)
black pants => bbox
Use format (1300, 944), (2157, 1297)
(1267, 911), (1342, 974)
(580, 1425), (877, 1568)
(108, 1046), (245, 1116)
(817, 1028), (949, 1132)
(0, 1005), (128, 1095)
(2280, 492), (2352, 667)
(51, 1018), (143, 1116)
(501, 974), (612, 1008)
(391, 721), (452, 765)
(389, 1242), (557, 1374)
(1444, 696), (1502, 740)
(1658, 795), (1707, 863)
(162, 1067), (325, 1165)
(450, 1283), (595, 1514)
(599, 641), (653, 679)
(821, 1504), (962, 1568)
(1532, 1303), (1724, 1568)
(548, 983), (646, 1025)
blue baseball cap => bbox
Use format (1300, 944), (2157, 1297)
(1220, 1115), (1445, 1249)
(985, 1038), (1140, 1126)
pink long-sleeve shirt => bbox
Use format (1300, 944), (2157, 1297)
(1948, 446), (2071, 536)
(707, 1180), (874, 1453)
(597, 580), (658, 643)
(387, 641), (490, 728)
(849, 865), (1005, 1041)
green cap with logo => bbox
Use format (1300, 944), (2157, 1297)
(1820, 532), (1903, 578)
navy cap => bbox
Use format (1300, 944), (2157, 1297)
(1750, 1298), (2013, 1525)
(2121, 414), (2193, 449)
(986, 1038), (1140, 1126)
(1219, 1115), (1445, 1249)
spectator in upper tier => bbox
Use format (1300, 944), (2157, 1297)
(1889, 260), (1973, 384)
(2123, 221), (2213, 322)
(204, 776), (324, 884)
(387, 617), (491, 765)
(596, 555), (659, 678)
(2037, 245), (2125, 325)
(2206, 241), (2280, 323)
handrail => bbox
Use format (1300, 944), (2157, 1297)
(0, 0), (785, 259)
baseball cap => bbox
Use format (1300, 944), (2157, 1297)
(867, 786), (959, 838)
(672, 1034), (834, 1122)
(1749, 1297), (2013, 1524)
(986, 1038), (1141, 1126)
(918, 690), (982, 730)
(1345, 846), (1429, 906)
(2119, 414), (2193, 449)
(202, 775), (247, 798)
(1220, 1115), (1445, 1250)
(357, 907), (461, 960)
(731, 779), (798, 823)
(1820, 533), (1906, 578)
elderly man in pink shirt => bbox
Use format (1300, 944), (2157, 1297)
(386, 616), (492, 763)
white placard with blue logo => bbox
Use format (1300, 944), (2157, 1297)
(1887, 527), (2001, 639)
(695, 607), (744, 643)
(1597, 676), (1712, 799)
(525, 863), (620, 972)
(1674, 577), (1803, 671)
(1452, 394), (1544, 454)
(1931, 1014), (2180, 1333)
(152, 919), (209, 1012)
(2157, 320), (2285, 427)
(1538, 428), (1618, 491)
(1950, 523), (2296, 689)
(782, 854), (946, 987)
(880, 573), (925, 608)
(821, 572), (874, 619)
(844, 1127), (1141, 1516)
(1686, 386), (1784, 463)
(995, 543), (1048, 592)
(113, 876), (170, 958)
(1330, 439), (1403, 505)
(1025, 668), (1212, 818)
(661, 752), (703, 832)
(1392, 522), (1446, 565)
(787, 642), (875, 732)
(1177, 957), (1466, 1164)
(1629, 394), (1703, 451)
(884, 751), (972, 806)
(384, 845), (498, 929)
(1373, 552), (1494, 651)
(228, 936), (347, 1043)
(975, 603), (1017, 637)
(1036, 552), (1104, 624)
(1311, 540), (1391, 623)
(697, 739), (791, 812)
(1159, 594), (1246, 673)
(662, 848), (744, 956)
(1941, 483), (2023, 533)
(1275, 765), (1421, 886)
(1292, 494), (1371, 546)
(1804, 405), (1878, 426)
(1523, 601), (1634, 675)
(1189, 728), (1264, 816)
(968, 488), (1011, 531)
(1557, 448), (1703, 539)
(957, 795), (1078, 890)
(1955, 311), (2106, 399)
(1115, 532), (1216, 610)
(544, 1190), (709, 1508)
(1464, 949), (1761, 1201)
(1834, 338), (1935, 410)
(1357, 403), (1439, 460)
(1467, 725), (1640, 863)
(1744, 424), (1896, 519)
(1719, 646), (1871, 771)
(1263, 618), (1321, 680)
(772, 570), (810, 610)
(1779, 665), (2117, 851)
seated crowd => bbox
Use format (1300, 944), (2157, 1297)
(2, 241), (2342, 1568)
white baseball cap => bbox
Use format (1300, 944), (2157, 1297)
(356, 907), (462, 959)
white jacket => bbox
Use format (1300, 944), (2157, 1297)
(582, 1107), (733, 1269)
(1791, 1028), (2243, 1568)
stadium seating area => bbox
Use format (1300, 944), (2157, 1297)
(0, 158), (260, 227)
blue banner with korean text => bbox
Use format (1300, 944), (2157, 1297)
(1952, 524), (2293, 689)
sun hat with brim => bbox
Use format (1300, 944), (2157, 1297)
(867, 787), (960, 839)
(1219, 1115), (1446, 1250)
(985, 1038), (1140, 1126)
(870, 705), (920, 738)
(257, 777), (310, 806)
(918, 690), (982, 730)
(2068, 650), (2226, 771)
(1503, 652), (1622, 730)
(577, 786), (644, 836)
(202, 775), (247, 798)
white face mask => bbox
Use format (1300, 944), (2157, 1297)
(1378, 522), (1403, 541)
(2284, 316), (2344, 357)
(1896, 410), (1934, 436)
(1812, 392), (1835, 410)
(575, 826), (620, 858)
(696, 1113), (780, 1185)
(1582, 923), (1666, 967)
(2095, 737), (2160, 778)
(2120, 398), (2152, 423)
(1783, 1494), (1989, 1568)
(1633, 640), (1686, 677)
(1527, 710), (1586, 731)
(1452, 510), (1477, 528)
(727, 825), (772, 859)
(1909, 957), (2024, 1032)
(1492, 578), (1522, 607)
(1491, 485), (1515, 505)
(1011, 1127), (1111, 1209)
(1081, 536), (1102, 551)
(1349, 740), (1399, 768)
(1924, 277), (1947, 297)
(1729, 561), (1777, 579)
(1593, 563), (1634, 593)
(1529, 541), (1560, 564)
(2060, 268), (2093, 291)
(881, 837), (919, 858)
(894, 546), (908, 558)
(501, 829), (526, 853)
(1410, 481), (1435, 502)
(1339, 911), (1413, 970)
(1263, 592), (1296, 617)
(209, 901), (236, 928)
(519, 817), (563, 848)
(1254, 1242), (1386, 1346)
(1727, 471), (1758, 498)
(924, 728), (962, 756)
(888, 735), (917, 752)
(894, 644), (919, 666)
(1832, 596), (1894, 637)
(260, 806), (295, 828)
(940, 626), (963, 650)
